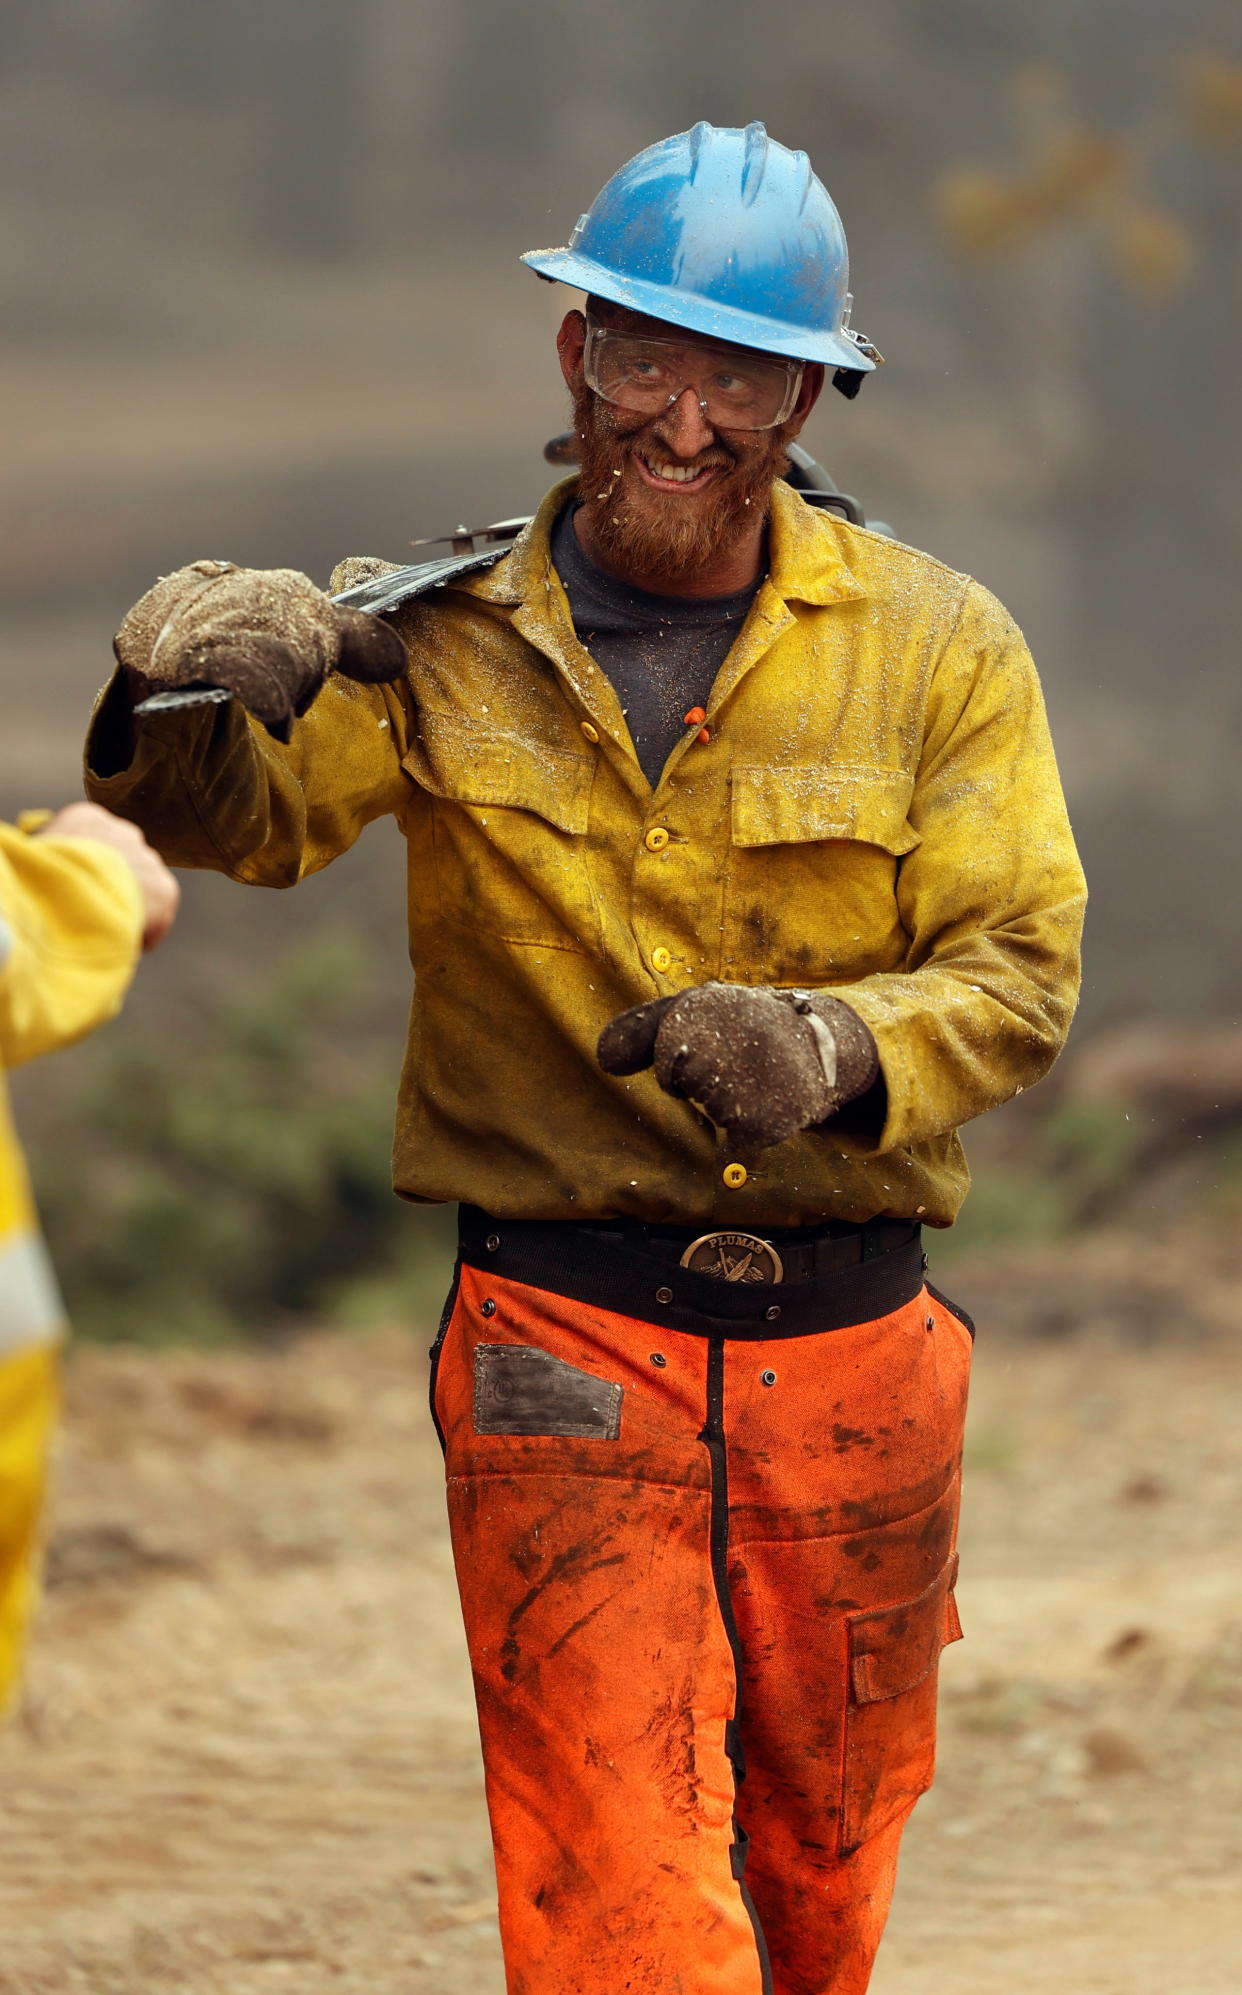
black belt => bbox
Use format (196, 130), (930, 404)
(458, 1206), (925, 1341)
(581, 1215), (919, 1282)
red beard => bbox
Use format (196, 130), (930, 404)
(570, 382), (795, 584)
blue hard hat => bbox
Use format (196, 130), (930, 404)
(522, 120), (876, 374)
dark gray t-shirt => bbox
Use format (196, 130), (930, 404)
(551, 503), (762, 787)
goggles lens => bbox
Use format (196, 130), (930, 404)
(584, 321), (803, 431)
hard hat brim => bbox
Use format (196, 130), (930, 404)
(521, 247), (875, 373)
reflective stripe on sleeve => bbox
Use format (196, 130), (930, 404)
(0, 911), (11, 972)
(0, 1228), (66, 1355)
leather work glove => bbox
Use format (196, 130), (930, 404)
(113, 560), (407, 743)
(597, 982), (880, 1151)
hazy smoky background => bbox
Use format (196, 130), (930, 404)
(2, 0), (1241, 1329)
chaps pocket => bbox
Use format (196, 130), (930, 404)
(840, 1554), (962, 1854)
(472, 1343), (623, 1440)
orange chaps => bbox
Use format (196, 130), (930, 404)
(432, 1218), (970, 1995)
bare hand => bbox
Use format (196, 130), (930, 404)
(37, 802), (180, 952)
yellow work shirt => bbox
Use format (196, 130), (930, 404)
(84, 478), (1085, 1230)
(0, 819), (143, 1713)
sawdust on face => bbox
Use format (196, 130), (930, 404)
(569, 378), (797, 584)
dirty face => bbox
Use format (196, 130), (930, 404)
(557, 303), (823, 584)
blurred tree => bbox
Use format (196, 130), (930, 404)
(936, 39), (1242, 309)
(936, 64), (1204, 298)
(1184, 52), (1242, 142)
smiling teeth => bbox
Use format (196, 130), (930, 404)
(645, 459), (702, 482)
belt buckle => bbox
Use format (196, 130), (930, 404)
(679, 1230), (784, 1284)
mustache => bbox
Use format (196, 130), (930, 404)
(630, 435), (736, 474)
(594, 407), (740, 476)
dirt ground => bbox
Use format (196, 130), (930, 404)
(2, 1238), (1241, 1995)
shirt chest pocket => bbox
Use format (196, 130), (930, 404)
(721, 765), (920, 986)
(403, 712), (601, 952)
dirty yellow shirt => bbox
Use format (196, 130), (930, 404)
(84, 479), (1085, 1230)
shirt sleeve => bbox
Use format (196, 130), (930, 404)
(826, 579), (1087, 1154)
(83, 664), (414, 886)
(0, 822), (144, 1070)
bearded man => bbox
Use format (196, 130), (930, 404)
(85, 123), (1085, 1995)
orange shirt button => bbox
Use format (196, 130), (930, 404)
(580, 721), (600, 743)
(722, 1163), (748, 1189)
(644, 827), (670, 852)
(651, 946), (672, 974)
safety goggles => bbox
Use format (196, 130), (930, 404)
(583, 318), (805, 431)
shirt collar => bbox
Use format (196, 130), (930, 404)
(765, 477), (867, 607)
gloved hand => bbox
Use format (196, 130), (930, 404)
(598, 982), (879, 1150)
(113, 560), (407, 743)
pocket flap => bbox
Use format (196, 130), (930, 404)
(405, 710), (594, 834)
(848, 1554), (961, 1705)
(731, 765), (919, 854)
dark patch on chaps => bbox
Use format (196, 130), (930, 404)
(473, 1343), (623, 1439)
